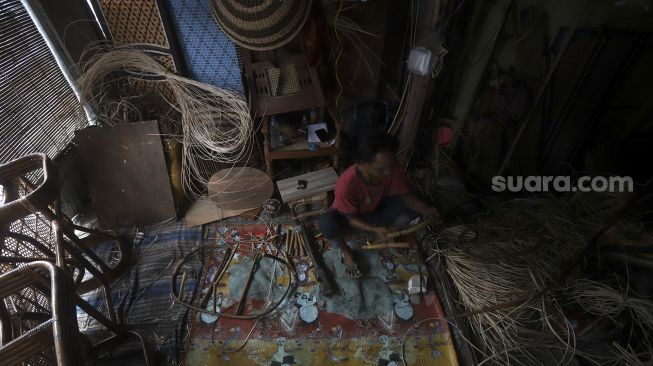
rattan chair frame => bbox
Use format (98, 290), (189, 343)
(0, 153), (131, 324)
(0, 154), (154, 365)
(0, 261), (84, 366)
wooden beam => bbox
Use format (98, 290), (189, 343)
(397, 0), (441, 164)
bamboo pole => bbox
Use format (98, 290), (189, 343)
(362, 242), (412, 250)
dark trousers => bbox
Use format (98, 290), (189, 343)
(318, 196), (419, 247)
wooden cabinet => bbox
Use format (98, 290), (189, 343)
(243, 50), (340, 178)
(260, 109), (341, 177)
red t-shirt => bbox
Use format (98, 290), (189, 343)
(332, 163), (410, 215)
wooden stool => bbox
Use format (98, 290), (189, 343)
(276, 168), (338, 219)
(288, 192), (329, 220)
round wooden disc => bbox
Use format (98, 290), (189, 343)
(207, 167), (273, 210)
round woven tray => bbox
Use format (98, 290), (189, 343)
(209, 0), (312, 51)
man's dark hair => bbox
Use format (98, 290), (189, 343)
(358, 130), (399, 163)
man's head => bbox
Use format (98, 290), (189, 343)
(357, 131), (399, 185)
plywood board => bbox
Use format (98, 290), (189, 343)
(75, 121), (176, 228)
(276, 167), (338, 203)
(185, 199), (253, 228)
(207, 167), (272, 210)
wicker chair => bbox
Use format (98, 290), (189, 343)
(0, 261), (156, 365)
(0, 153), (154, 365)
(0, 261), (84, 365)
(0, 153), (131, 323)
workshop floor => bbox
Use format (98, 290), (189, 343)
(80, 216), (458, 365)
(80, 220), (204, 364)
(182, 221), (459, 366)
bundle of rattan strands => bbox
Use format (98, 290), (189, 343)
(77, 47), (253, 199)
(423, 190), (653, 364)
(428, 195), (631, 364)
(561, 279), (653, 365)
(569, 279), (653, 329)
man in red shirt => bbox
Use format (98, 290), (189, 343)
(318, 131), (438, 278)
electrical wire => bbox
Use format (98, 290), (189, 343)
(387, 0), (420, 135)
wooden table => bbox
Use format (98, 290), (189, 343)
(276, 168), (338, 219)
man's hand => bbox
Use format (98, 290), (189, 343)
(346, 215), (393, 238)
(402, 194), (440, 220)
(424, 206), (440, 220)
(372, 226), (389, 241)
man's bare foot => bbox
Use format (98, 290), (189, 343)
(340, 246), (362, 279)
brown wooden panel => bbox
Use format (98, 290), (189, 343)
(276, 167), (338, 203)
(185, 198), (252, 228)
(207, 167), (273, 210)
(75, 121), (176, 229)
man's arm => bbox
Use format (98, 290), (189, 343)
(390, 165), (438, 219)
(401, 193), (439, 218)
(345, 214), (388, 237)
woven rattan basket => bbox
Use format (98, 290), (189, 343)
(209, 0), (312, 51)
